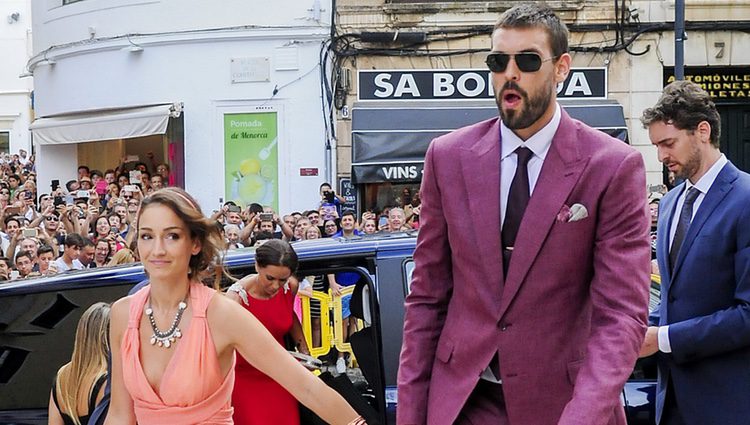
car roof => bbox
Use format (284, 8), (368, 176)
(0, 233), (417, 295)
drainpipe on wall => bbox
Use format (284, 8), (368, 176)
(675, 0), (685, 80)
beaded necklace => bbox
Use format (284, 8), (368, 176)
(145, 295), (188, 349)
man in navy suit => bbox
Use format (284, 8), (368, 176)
(639, 80), (750, 425)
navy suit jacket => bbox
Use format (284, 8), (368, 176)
(651, 161), (750, 425)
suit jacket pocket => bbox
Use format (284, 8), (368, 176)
(567, 359), (584, 385)
(436, 338), (454, 363)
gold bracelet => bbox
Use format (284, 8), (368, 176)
(347, 416), (366, 425)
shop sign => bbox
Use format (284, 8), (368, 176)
(223, 112), (279, 212)
(339, 178), (358, 215)
(352, 161), (425, 184)
(664, 67), (750, 102)
(358, 68), (606, 101)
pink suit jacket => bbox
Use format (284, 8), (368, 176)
(397, 111), (651, 425)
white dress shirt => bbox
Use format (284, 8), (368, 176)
(480, 104), (561, 383)
(499, 103), (561, 225)
(658, 154), (728, 353)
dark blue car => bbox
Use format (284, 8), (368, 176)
(0, 234), (656, 424)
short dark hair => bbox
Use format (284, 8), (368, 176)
(64, 233), (85, 249)
(341, 209), (356, 219)
(38, 245), (54, 257)
(8, 174), (20, 182)
(82, 237), (95, 248)
(494, 3), (569, 58)
(65, 180), (78, 191)
(248, 203), (264, 214)
(15, 250), (33, 264)
(255, 239), (298, 272)
(3, 216), (20, 227)
(319, 182), (332, 190)
(117, 172), (129, 182)
(90, 169), (103, 179)
(641, 80), (721, 148)
(104, 169), (116, 176)
(78, 165), (90, 173)
(0, 257), (10, 268)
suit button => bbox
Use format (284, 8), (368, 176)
(500, 323), (511, 331)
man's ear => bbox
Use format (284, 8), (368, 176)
(554, 53), (572, 84)
(697, 121), (712, 144)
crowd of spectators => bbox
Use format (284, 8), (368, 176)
(0, 151), (418, 284)
(0, 150), (170, 282)
(211, 182), (420, 251)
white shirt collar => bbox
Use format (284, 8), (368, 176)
(685, 153), (727, 195)
(500, 103), (561, 160)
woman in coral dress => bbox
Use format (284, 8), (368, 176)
(226, 239), (310, 424)
(104, 188), (364, 425)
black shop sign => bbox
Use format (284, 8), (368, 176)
(358, 68), (607, 101)
(664, 67), (750, 103)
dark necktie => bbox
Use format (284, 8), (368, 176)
(502, 147), (533, 277)
(669, 187), (700, 272)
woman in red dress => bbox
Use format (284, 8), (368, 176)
(226, 239), (310, 425)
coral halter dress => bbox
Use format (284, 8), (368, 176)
(121, 283), (236, 424)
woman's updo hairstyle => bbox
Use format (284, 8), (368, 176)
(255, 239), (298, 274)
(137, 187), (226, 288)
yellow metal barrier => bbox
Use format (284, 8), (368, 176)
(301, 290), (333, 358)
(299, 286), (363, 364)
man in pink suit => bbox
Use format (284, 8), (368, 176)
(397, 4), (651, 425)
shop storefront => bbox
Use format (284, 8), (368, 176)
(664, 67), (750, 175)
(30, 103), (184, 189)
(351, 68), (627, 213)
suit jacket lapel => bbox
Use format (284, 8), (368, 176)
(670, 162), (737, 281)
(657, 187), (681, 289)
(461, 119), (504, 312)
(498, 111), (588, 320)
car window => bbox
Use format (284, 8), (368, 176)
(403, 259), (415, 295)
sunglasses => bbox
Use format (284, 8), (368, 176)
(45, 216), (59, 221)
(485, 52), (556, 73)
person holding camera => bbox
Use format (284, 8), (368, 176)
(240, 210), (293, 245)
(318, 182), (346, 219)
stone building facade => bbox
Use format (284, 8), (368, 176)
(331, 0), (750, 213)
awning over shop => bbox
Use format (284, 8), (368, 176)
(30, 103), (182, 145)
(351, 99), (627, 183)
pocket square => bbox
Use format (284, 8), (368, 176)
(568, 203), (589, 222)
(557, 203), (589, 223)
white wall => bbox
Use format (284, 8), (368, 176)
(31, 0), (333, 214)
(0, 0), (33, 154)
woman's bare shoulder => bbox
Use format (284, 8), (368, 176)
(110, 295), (135, 329)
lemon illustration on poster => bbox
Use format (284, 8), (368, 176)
(224, 112), (279, 211)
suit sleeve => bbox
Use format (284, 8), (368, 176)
(667, 201), (750, 364)
(397, 141), (453, 425)
(559, 150), (651, 424)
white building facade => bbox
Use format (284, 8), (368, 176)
(29, 0), (334, 213)
(0, 0), (33, 155)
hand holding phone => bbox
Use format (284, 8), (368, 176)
(259, 213), (273, 221)
(22, 228), (38, 238)
(129, 170), (142, 184)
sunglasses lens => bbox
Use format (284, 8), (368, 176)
(486, 53), (544, 73)
(486, 53), (510, 73)
(515, 53), (543, 72)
